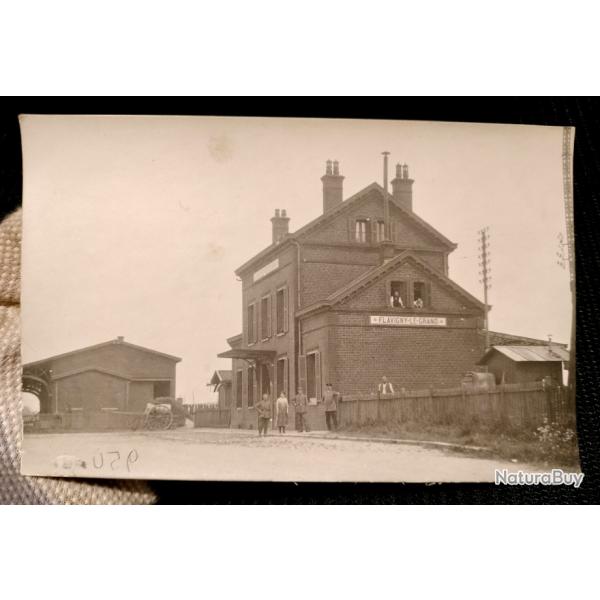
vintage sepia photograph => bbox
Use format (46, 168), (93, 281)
(18, 115), (578, 482)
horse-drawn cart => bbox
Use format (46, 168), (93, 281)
(142, 397), (187, 431)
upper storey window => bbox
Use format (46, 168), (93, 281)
(413, 281), (429, 309)
(374, 220), (385, 243)
(276, 286), (288, 335)
(355, 219), (368, 243)
(247, 303), (257, 344)
(390, 281), (407, 308)
(260, 295), (271, 340)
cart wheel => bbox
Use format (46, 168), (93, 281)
(146, 413), (172, 430)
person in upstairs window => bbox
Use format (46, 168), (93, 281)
(390, 290), (404, 308)
(413, 297), (424, 309)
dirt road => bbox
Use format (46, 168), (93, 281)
(21, 428), (544, 482)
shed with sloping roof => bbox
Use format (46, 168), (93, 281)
(476, 345), (569, 385)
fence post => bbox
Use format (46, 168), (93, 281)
(377, 391), (381, 424)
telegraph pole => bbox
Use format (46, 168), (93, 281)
(478, 227), (491, 350)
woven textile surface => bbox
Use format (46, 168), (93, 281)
(0, 210), (156, 504)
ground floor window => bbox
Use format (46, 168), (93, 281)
(247, 366), (255, 407)
(236, 369), (243, 408)
(306, 351), (321, 403)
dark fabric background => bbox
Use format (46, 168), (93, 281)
(1, 98), (598, 504)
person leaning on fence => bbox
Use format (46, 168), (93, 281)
(256, 393), (272, 436)
(293, 386), (309, 432)
(323, 383), (339, 431)
(275, 391), (289, 434)
(377, 376), (395, 396)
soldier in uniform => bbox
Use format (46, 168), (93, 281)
(293, 386), (309, 432)
(323, 383), (339, 431)
(256, 393), (272, 436)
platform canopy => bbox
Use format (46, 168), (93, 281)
(217, 348), (276, 366)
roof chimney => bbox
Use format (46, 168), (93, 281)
(391, 163), (414, 211)
(270, 208), (290, 244)
(321, 159), (344, 213)
(116, 336), (124, 342)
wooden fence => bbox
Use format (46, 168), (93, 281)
(193, 405), (231, 428)
(338, 382), (576, 432)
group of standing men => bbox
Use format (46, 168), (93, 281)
(254, 376), (395, 436)
(254, 383), (342, 436)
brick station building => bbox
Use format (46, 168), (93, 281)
(219, 158), (490, 429)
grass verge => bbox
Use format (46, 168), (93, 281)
(338, 420), (580, 469)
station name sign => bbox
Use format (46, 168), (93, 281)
(253, 258), (279, 282)
(370, 315), (447, 327)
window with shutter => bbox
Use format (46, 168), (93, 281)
(247, 366), (255, 407)
(253, 304), (258, 343)
(260, 295), (269, 340)
(314, 351), (322, 402)
(298, 355), (307, 397)
(247, 303), (255, 344)
(276, 287), (285, 334)
(235, 369), (243, 408)
(283, 286), (289, 333)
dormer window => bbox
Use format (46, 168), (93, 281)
(355, 219), (368, 243)
(390, 281), (407, 308)
(413, 281), (429, 308)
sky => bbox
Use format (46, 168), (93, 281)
(20, 115), (572, 404)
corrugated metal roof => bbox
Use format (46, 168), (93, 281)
(491, 345), (569, 362)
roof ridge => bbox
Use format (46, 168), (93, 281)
(235, 180), (456, 275)
(23, 338), (182, 368)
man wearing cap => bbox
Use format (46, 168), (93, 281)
(323, 383), (339, 431)
(377, 376), (395, 396)
(293, 386), (309, 432)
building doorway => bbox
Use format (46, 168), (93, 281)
(260, 363), (271, 399)
(276, 357), (288, 398)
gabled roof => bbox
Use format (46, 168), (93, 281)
(208, 370), (232, 386)
(477, 345), (570, 364)
(235, 182), (456, 276)
(297, 250), (485, 316)
(486, 330), (567, 347)
(293, 183), (456, 248)
(23, 337), (182, 369)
